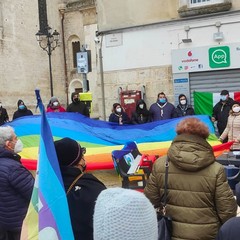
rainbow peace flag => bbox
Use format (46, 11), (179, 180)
(20, 90), (74, 240)
(7, 113), (223, 172)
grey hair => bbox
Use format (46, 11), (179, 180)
(0, 126), (15, 147)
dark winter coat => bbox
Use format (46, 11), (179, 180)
(216, 217), (240, 240)
(144, 134), (237, 240)
(109, 112), (131, 124)
(61, 167), (106, 240)
(12, 108), (33, 120)
(173, 104), (195, 117)
(131, 99), (151, 124)
(0, 107), (9, 126)
(12, 100), (33, 120)
(215, 181), (240, 240)
(67, 92), (90, 117)
(212, 97), (234, 135)
(0, 147), (34, 231)
(173, 94), (195, 117)
(149, 101), (175, 121)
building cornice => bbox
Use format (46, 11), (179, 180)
(66, 0), (95, 12)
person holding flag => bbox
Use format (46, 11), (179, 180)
(54, 137), (106, 240)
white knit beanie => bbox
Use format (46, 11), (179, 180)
(93, 188), (158, 240)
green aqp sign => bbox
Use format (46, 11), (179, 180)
(209, 46), (230, 68)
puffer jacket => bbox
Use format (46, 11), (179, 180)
(220, 111), (240, 149)
(0, 147), (34, 231)
(144, 134), (237, 240)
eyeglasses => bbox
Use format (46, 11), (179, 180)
(81, 147), (86, 155)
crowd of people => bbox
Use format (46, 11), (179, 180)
(109, 90), (240, 151)
(0, 91), (90, 126)
(1, 89), (240, 240)
(109, 92), (195, 125)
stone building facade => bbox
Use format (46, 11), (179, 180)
(96, 0), (240, 119)
(1, 0), (240, 120)
(0, 0), (66, 118)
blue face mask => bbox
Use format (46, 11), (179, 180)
(19, 105), (25, 110)
(220, 95), (227, 101)
(159, 98), (166, 104)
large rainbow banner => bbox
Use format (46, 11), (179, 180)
(7, 113), (223, 171)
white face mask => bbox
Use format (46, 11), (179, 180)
(116, 108), (122, 113)
(14, 139), (23, 153)
(233, 106), (240, 113)
(180, 100), (186, 105)
(53, 102), (59, 107)
(0, 104), (2, 108)
(139, 104), (144, 109)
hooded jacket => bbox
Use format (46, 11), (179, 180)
(0, 107), (9, 126)
(66, 92), (90, 117)
(46, 97), (66, 113)
(144, 134), (237, 240)
(108, 103), (131, 124)
(173, 94), (195, 118)
(0, 146), (34, 231)
(131, 99), (151, 124)
(12, 99), (33, 120)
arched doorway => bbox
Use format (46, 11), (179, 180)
(68, 79), (83, 103)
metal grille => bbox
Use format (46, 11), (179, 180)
(189, 68), (240, 106)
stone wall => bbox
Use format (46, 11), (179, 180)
(0, 0), (66, 119)
(101, 65), (173, 120)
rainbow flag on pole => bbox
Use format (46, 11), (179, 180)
(20, 90), (74, 239)
(194, 91), (240, 116)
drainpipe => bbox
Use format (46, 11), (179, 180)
(58, 3), (69, 105)
(97, 34), (106, 120)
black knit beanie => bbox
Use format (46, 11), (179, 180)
(54, 137), (82, 166)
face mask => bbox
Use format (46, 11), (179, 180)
(53, 102), (59, 107)
(159, 98), (166, 104)
(220, 95), (227, 101)
(139, 104), (144, 109)
(73, 98), (79, 103)
(0, 104), (2, 108)
(116, 108), (122, 113)
(233, 106), (240, 113)
(19, 105), (25, 110)
(180, 100), (186, 105)
(14, 139), (23, 153)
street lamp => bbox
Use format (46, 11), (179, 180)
(36, 26), (60, 97)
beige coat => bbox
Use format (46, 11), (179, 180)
(220, 111), (240, 149)
(144, 134), (237, 240)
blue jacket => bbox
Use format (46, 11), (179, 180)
(0, 147), (34, 231)
(149, 102), (175, 121)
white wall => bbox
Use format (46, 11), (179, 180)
(101, 12), (240, 72)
